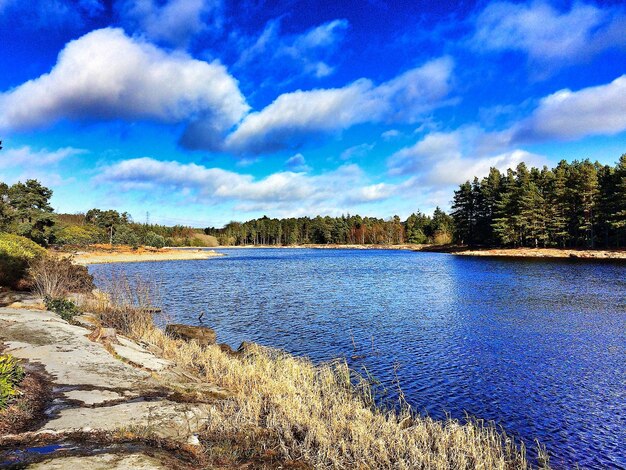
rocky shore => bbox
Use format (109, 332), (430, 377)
(0, 301), (227, 469)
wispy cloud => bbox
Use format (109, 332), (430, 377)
(340, 143), (375, 161)
(235, 18), (349, 84)
(284, 153), (311, 172)
(96, 157), (397, 216)
(470, 1), (626, 76)
(0, 0), (105, 27)
(0, 145), (86, 169)
(117, 0), (223, 47)
(222, 57), (455, 154)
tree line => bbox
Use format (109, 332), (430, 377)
(0, 179), (215, 248)
(205, 210), (453, 246)
(451, 156), (626, 248)
(3, 153), (625, 250)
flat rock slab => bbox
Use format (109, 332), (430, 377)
(30, 453), (168, 470)
(64, 389), (124, 405)
(43, 400), (211, 439)
(113, 337), (172, 372)
(0, 306), (224, 446)
(0, 309), (153, 390)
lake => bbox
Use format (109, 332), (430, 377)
(89, 248), (626, 469)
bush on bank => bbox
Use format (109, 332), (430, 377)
(0, 233), (46, 288)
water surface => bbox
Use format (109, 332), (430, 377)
(90, 249), (626, 469)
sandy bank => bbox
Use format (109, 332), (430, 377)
(70, 247), (224, 265)
(445, 247), (626, 259)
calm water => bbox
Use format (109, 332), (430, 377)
(89, 249), (626, 469)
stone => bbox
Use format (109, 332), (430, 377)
(218, 343), (236, 355)
(165, 324), (216, 347)
(30, 453), (168, 469)
(237, 341), (260, 354)
(87, 327), (118, 344)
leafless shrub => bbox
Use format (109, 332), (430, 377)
(28, 255), (94, 299)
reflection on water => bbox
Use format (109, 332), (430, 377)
(90, 249), (626, 468)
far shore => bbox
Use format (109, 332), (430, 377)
(209, 243), (626, 259)
(68, 246), (224, 265)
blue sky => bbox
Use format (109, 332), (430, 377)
(1, 0), (625, 227)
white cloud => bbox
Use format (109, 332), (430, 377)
(0, 28), (248, 146)
(0, 146), (86, 169)
(511, 75), (626, 142)
(117, 0), (222, 47)
(224, 56), (454, 154)
(470, 1), (626, 73)
(96, 157), (396, 215)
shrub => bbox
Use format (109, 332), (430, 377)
(433, 230), (452, 245)
(29, 255), (94, 299)
(143, 231), (166, 249)
(44, 296), (80, 322)
(55, 224), (106, 246)
(0, 233), (46, 288)
(0, 355), (25, 409)
(112, 225), (140, 249)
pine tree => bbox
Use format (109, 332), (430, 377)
(451, 181), (475, 245)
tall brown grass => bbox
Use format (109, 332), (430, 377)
(86, 275), (549, 469)
(82, 271), (161, 336)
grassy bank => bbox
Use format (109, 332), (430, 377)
(79, 277), (548, 469)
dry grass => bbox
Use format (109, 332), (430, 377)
(83, 276), (549, 469)
(142, 329), (546, 469)
(81, 272), (161, 336)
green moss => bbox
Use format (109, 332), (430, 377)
(0, 232), (46, 287)
(0, 354), (25, 409)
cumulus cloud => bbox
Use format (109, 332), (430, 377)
(0, 28), (248, 146)
(96, 157), (396, 215)
(470, 1), (626, 73)
(511, 75), (626, 142)
(222, 56), (454, 154)
(117, 0), (222, 47)
(0, 146), (86, 169)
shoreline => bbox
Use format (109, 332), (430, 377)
(0, 298), (537, 469)
(443, 247), (626, 260)
(212, 244), (626, 259)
